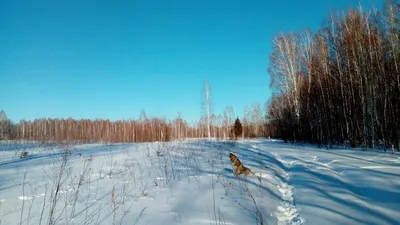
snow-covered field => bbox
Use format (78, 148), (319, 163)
(0, 139), (399, 225)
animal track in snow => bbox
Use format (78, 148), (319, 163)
(272, 152), (304, 225)
(58, 188), (74, 194)
(17, 196), (33, 201)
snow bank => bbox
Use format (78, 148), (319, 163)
(0, 139), (398, 224)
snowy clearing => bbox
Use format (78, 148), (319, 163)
(0, 139), (399, 225)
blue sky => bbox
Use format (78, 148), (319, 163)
(0, 0), (382, 123)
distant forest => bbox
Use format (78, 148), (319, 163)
(0, 1), (399, 151)
(0, 108), (266, 143)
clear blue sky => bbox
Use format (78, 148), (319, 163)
(0, 0), (382, 123)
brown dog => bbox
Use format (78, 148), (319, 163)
(229, 153), (255, 177)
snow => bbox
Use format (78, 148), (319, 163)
(0, 139), (399, 225)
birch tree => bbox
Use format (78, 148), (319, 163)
(223, 106), (235, 138)
(201, 78), (213, 138)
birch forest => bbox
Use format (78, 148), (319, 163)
(0, 106), (266, 143)
(267, 1), (400, 149)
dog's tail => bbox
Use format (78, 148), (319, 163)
(246, 169), (256, 176)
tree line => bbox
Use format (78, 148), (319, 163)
(266, 1), (400, 150)
(0, 107), (266, 143)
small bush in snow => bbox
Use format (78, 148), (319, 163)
(20, 151), (29, 159)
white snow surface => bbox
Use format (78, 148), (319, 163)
(0, 139), (399, 225)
